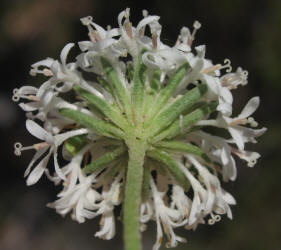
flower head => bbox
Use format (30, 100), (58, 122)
(14, 9), (266, 250)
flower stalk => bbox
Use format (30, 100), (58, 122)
(124, 135), (147, 250)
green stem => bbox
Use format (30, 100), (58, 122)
(124, 137), (146, 250)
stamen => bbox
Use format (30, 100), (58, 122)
(125, 22), (133, 40)
(106, 25), (111, 31)
(230, 117), (258, 127)
(28, 95), (41, 102)
(201, 64), (222, 74)
(30, 68), (53, 77)
(188, 20), (201, 46)
(152, 34), (158, 49)
(230, 118), (247, 126)
(81, 16), (103, 43)
(33, 142), (50, 150)
(12, 88), (41, 103)
(202, 59), (232, 75)
(14, 142), (49, 156)
(89, 30), (102, 42)
(14, 142), (34, 156)
(231, 147), (258, 167)
(124, 8), (133, 40)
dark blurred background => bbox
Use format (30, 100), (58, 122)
(0, 0), (280, 249)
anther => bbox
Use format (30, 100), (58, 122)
(248, 159), (257, 167)
(193, 20), (202, 30)
(12, 88), (20, 102)
(222, 59), (232, 73)
(214, 215), (221, 222)
(142, 9), (148, 17)
(247, 117), (258, 127)
(208, 218), (215, 225)
(243, 70), (249, 78)
(14, 142), (23, 156)
(80, 16), (93, 26)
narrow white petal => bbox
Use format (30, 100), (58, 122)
(228, 127), (245, 150)
(31, 58), (54, 69)
(26, 150), (52, 186)
(24, 147), (49, 177)
(17, 86), (38, 95)
(91, 22), (107, 38)
(53, 148), (66, 180)
(26, 119), (53, 143)
(78, 41), (93, 52)
(54, 128), (89, 147)
(19, 102), (41, 112)
(60, 43), (75, 66)
(221, 189), (236, 205)
(136, 16), (160, 34)
(237, 96), (260, 119)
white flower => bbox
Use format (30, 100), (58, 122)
(220, 67), (248, 89)
(94, 174), (123, 240)
(186, 155), (236, 219)
(171, 185), (192, 220)
(150, 178), (187, 250)
(231, 148), (261, 167)
(197, 97), (267, 150)
(190, 131), (237, 181)
(48, 174), (100, 223)
(14, 119), (89, 185)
